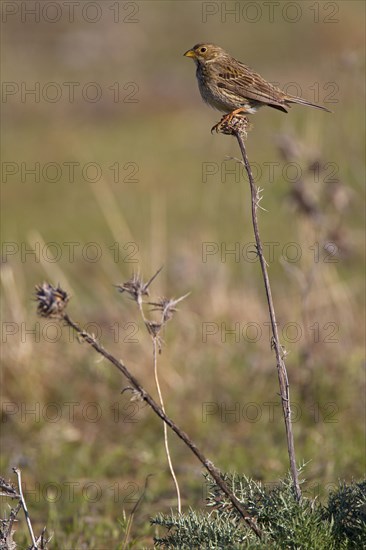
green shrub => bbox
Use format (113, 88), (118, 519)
(152, 475), (365, 549)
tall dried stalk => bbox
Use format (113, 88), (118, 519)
(215, 115), (301, 501)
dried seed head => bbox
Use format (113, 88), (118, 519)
(212, 114), (250, 138)
(35, 283), (69, 318)
(148, 293), (190, 325)
(146, 320), (163, 338)
(115, 266), (164, 303)
(289, 184), (320, 220)
(276, 133), (301, 162)
(0, 476), (19, 498)
(115, 273), (149, 302)
(148, 297), (176, 324)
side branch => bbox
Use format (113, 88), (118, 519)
(34, 283), (262, 538)
(65, 314), (262, 536)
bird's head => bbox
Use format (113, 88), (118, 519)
(183, 43), (225, 64)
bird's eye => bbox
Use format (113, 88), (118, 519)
(200, 47), (207, 53)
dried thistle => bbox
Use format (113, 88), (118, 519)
(212, 113), (251, 137)
(148, 293), (191, 325)
(115, 273), (148, 302)
(115, 266), (163, 303)
(145, 320), (163, 338)
(0, 477), (20, 499)
(289, 182), (320, 220)
(35, 283), (69, 318)
(275, 133), (301, 162)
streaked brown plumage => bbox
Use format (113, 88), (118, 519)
(184, 43), (331, 116)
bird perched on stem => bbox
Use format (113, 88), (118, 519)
(184, 43), (331, 127)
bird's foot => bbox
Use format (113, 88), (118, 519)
(211, 109), (251, 137)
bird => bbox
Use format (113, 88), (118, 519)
(183, 43), (331, 125)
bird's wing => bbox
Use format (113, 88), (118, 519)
(216, 62), (289, 112)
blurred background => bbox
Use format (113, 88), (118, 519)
(1, 1), (365, 546)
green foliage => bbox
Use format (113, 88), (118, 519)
(152, 475), (366, 549)
(323, 480), (366, 548)
(152, 509), (254, 549)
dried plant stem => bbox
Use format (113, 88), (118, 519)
(234, 129), (301, 502)
(13, 467), (38, 548)
(153, 338), (182, 513)
(136, 290), (182, 511)
(61, 312), (262, 538)
(122, 475), (151, 550)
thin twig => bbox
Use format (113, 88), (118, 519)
(13, 467), (38, 548)
(231, 121), (301, 501)
(153, 337), (182, 513)
(5, 501), (22, 545)
(124, 271), (185, 513)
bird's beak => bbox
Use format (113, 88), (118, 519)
(184, 49), (196, 58)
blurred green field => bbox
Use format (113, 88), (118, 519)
(1, 1), (365, 547)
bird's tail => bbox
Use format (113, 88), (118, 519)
(287, 95), (332, 113)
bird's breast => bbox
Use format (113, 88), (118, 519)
(196, 66), (231, 112)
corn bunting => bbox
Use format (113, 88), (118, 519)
(184, 43), (331, 122)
